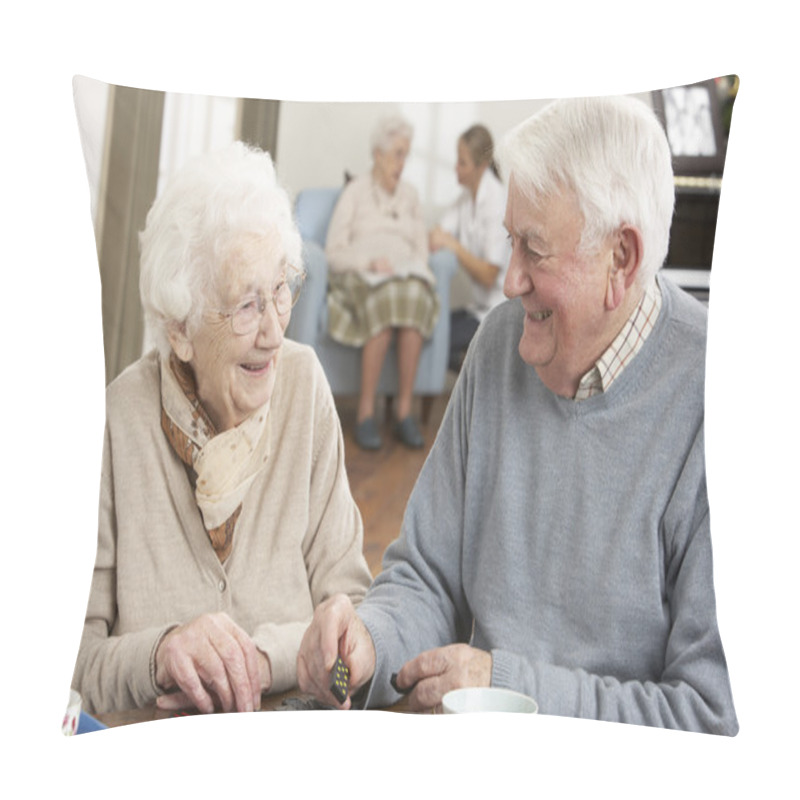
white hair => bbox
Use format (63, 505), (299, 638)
(497, 95), (674, 287)
(139, 141), (302, 356)
(370, 114), (413, 154)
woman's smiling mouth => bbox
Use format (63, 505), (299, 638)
(240, 357), (273, 375)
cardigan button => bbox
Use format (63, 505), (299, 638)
(218, 580), (226, 592)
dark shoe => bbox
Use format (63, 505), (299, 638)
(355, 417), (382, 450)
(394, 415), (424, 449)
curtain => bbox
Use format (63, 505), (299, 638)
(97, 84), (164, 384)
(239, 98), (281, 159)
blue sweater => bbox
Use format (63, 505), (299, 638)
(358, 275), (738, 734)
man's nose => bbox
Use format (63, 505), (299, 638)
(503, 251), (531, 299)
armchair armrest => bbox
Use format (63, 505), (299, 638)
(419, 248), (459, 387)
(429, 248), (458, 303)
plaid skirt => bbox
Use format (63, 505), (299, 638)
(327, 272), (440, 347)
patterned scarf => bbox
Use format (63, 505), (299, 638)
(160, 353), (272, 562)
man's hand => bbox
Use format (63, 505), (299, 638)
(392, 644), (492, 712)
(154, 612), (267, 714)
(296, 594), (376, 708)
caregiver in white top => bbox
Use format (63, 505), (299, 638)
(429, 124), (511, 321)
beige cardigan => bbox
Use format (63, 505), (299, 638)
(72, 341), (373, 714)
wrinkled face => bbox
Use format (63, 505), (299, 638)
(173, 235), (290, 432)
(503, 178), (615, 397)
(455, 139), (482, 193)
(373, 135), (410, 194)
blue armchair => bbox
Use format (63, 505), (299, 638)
(286, 187), (458, 422)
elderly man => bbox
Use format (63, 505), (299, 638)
(297, 96), (738, 735)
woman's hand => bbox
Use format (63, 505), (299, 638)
(154, 612), (269, 713)
(369, 257), (394, 275)
(296, 594), (376, 709)
(429, 227), (457, 252)
(392, 644), (492, 712)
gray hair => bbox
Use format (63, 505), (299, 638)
(497, 95), (674, 287)
(370, 114), (413, 154)
(139, 142), (302, 356)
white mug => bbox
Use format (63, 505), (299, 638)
(442, 687), (538, 714)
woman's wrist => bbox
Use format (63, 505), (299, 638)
(151, 624), (179, 694)
(257, 649), (273, 693)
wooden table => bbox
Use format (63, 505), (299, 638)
(95, 690), (416, 728)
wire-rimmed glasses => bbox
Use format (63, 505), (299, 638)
(215, 264), (306, 336)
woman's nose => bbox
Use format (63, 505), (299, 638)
(255, 301), (286, 346)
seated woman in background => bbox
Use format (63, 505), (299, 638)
(71, 142), (373, 715)
(325, 115), (438, 451)
(429, 124), (510, 372)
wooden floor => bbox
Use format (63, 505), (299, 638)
(335, 378), (454, 577)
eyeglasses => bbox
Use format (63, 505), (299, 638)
(215, 265), (306, 336)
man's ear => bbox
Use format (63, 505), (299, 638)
(605, 224), (644, 311)
(167, 321), (193, 363)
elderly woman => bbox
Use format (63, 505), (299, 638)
(429, 124), (510, 372)
(71, 142), (373, 715)
(325, 115), (439, 451)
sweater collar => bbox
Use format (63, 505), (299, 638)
(574, 280), (663, 401)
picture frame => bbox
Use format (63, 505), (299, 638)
(652, 78), (728, 176)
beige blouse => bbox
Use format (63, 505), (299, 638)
(325, 174), (432, 284)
